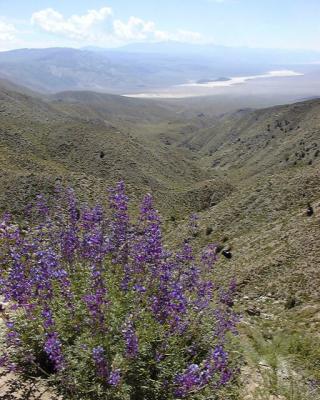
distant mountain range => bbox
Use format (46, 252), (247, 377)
(0, 43), (319, 94)
(116, 41), (320, 64)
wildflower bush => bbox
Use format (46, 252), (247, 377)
(0, 182), (238, 399)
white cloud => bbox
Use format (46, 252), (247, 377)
(114, 17), (155, 41)
(0, 20), (16, 41)
(0, 19), (18, 50)
(30, 7), (206, 46)
(31, 7), (112, 40)
(113, 18), (204, 43)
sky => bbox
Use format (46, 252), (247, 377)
(0, 0), (320, 52)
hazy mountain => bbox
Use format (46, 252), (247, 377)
(1, 45), (319, 95)
(0, 47), (265, 94)
(0, 47), (143, 93)
(118, 41), (320, 64)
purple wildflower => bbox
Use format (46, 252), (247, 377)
(109, 368), (121, 386)
(175, 364), (201, 398)
(35, 194), (49, 218)
(92, 346), (108, 379)
(122, 320), (138, 358)
(0, 182), (238, 398)
(5, 320), (22, 349)
(0, 354), (8, 367)
(109, 181), (129, 257)
(44, 332), (65, 371)
(42, 305), (54, 329)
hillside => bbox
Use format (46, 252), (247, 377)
(178, 99), (320, 176)
(167, 98), (320, 302)
(168, 169), (320, 398)
(164, 100), (320, 399)
(1, 78), (320, 398)
(0, 80), (231, 216)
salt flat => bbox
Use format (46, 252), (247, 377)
(123, 70), (304, 98)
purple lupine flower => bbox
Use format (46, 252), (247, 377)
(174, 364), (201, 398)
(194, 280), (214, 311)
(174, 345), (232, 397)
(60, 226), (79, 263)
(66, 188), (80, 224)
(83, 263), (107, 328)
(83, 288), (107, 322)
(203, 345), (234, 387)
(35, 194), (49, 218)
(7, 362), (18, 373)
(44, 332), (65, 371)
(133, 284), (146, 293)
(81, 227), (105, 262)
(120, 263), (132, 291)
(122, 320), (138, 358)
(219, 278), (237, 307)
(136, 193), (163, 266)
(176, 242), (194, 264)
(202, 346), (227, 380)
(109, 368), (121, 386)
(212, 345), (228, 370)
(155, 351), (164, 362)
(0, 183), (238, 398)
(92, 346), (108, 379)
(6, 321), (21, 347)
(42, 305), (54, 329)
(125, 193), (164, 290)
(33, 248), (59, 290)
(0, 354), (8, 367)
(81, 205), (104, 229)
(109, 181), (129, 255)
(6, 260), (31, 304)
(214, 294), (239, 339)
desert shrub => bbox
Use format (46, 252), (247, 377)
(0, 182), (238, 399)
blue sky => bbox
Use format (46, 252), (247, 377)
(0, 0), (320, 51)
